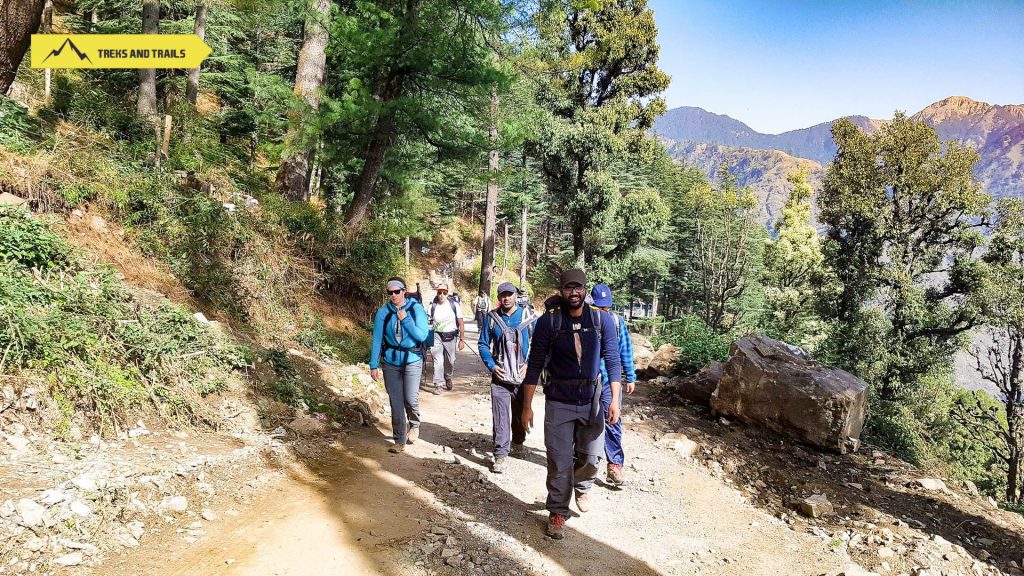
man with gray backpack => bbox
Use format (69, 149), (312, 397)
(477, 282), (538, 473)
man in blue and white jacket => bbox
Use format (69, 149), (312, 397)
(591, 284), (638, 486)
(521, 269), (622, 540)
(478, 282), (537, 473)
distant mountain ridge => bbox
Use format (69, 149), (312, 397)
(654, 96), (1024, 221)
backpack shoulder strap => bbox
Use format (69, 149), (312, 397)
(449, 298), (459, 317)
(488, 309), (511, 333)
(591, 306), (602, 342)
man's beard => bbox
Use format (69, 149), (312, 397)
(565, 294), (584, 310)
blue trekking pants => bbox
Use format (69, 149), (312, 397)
(382, 360), (422, 444)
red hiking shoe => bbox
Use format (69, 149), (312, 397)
(546, 513), (566, 539)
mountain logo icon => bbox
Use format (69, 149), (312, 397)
(41, 38), (92, 64)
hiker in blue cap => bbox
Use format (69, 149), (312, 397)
(590, 284), (637, 485)
(477, 281), (538, 473)
(369, 277), (430, 454)
(521, 268), (622, 540)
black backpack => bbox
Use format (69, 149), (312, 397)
(539, 303), (603, 387)
(429, 297), (460, 328)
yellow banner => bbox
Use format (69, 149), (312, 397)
(30, 34), (211, 69)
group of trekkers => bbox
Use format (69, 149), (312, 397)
(368, 269), (638, 540)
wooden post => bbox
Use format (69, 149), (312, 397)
(161, 114), (172, 159)
(42, 0), (52, 106)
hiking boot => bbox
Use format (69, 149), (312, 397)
(432, 386), (442, 395)
(606, 463), (625, 485)
(546, 513), (566, 539)
(510, 442), (525, 457)
(388, 442), (405, 454)
(407, 426), (419, 444)
(491, 456), (507, 474)
(445, 379), (454, 391)
(574, 490), (590, 513)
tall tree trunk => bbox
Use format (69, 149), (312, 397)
(41, 0), (51, 105)
(343, 111), (397, 230)
(275, 0), (330, 201)
(520, 202), (527, 288)
(501, 220), (509, 278)
(477, 87), (499, 298)
(0, 0), (45, 94)
(136, 0), (159, 118)
(185, 2), (207, 105)
(572, 222), (585, 269)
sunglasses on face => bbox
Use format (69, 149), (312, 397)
(387, 289), (404, 295)
(437, 290), (448, 294)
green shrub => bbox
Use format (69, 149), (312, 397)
(651, 314), (733, 375)
(0, 207), (72, 270)
(0, 95), (40, 152)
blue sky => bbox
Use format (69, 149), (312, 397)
(648, 0), (1024, 134)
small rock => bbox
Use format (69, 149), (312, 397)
(799, 494), (833, 518)
(128, 521), (145, 540)
(837, 563), (881, 576)
(201, 509), (218, 522)
(53, 552), (83, 567)
(912, 478), (947, 491)
(160, 495), (188, 513)
(70, 475), (98, 491)
(0, 499), (15, 518)
(39, 490), (66, 506)
(441, 548), (460, 559)
(5, 435), (30, 452)
(846, 483), (864, 491)
(226, 559), (235, 565)
(963, 480), (980, 497)
(16, 498), (45, 527)
(69, 500), (91, 517)
(23, 537), (46, 552)
(431, 526), (450, 536)
(931, 534), (951, 550)
(878, 547), (895, 558)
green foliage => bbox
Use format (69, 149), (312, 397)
(528, 0), (670, 265)
(820, 114), (989, 402)
(0, 215), (251, 434)
(0, 207), (71, 270)
(649, 315), (732, 375)
(0, 95), (40, 152)
(762, 170), (830, 352)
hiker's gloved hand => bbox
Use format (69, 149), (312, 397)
(607, 400), (620, 425)
(626, 382), (635, 394)
(493, 366), (507, 381)
(370, 369), (381, 382)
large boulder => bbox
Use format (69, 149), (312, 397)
(630, 333), (655, 373)
(674, 361), (723, 405)
(645, 344), (679, 377)
(710, 334), (867, 454)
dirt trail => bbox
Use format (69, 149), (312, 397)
(100, 323), (848, 576)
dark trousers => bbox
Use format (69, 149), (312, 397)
(544, 399), (605, 516)
(490, 379), (526, 457)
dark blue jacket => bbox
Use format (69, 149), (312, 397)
(523, 305), (622, 405)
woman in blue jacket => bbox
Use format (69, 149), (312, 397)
(370, 277), (430, 453)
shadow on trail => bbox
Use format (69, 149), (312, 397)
(286, 420), (665, 576)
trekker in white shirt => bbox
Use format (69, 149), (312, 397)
(429, 282), (466, 395)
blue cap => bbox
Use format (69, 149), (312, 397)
(590, 284), (613, 307)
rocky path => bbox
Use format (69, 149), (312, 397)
(98, 324), (848, 576)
